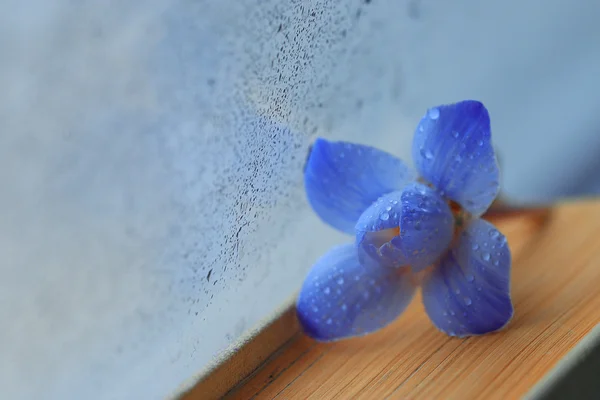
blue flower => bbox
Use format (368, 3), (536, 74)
(297, 100), (513, 341)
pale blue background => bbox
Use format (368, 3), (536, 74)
(1, 0), (600, 399)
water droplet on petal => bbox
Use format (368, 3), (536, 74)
(443, 311), (448, 316)
(489, 229), (500, 239)
(386, 205), (392, 211)
(478, 140), (484, 146)
(341, 304), (347, 311)
(466, 274), (475, 282)
(414, 221), (422, 231)
(452, 131), (459, 138)
(428, 108), (440, 120)
(472, 244), (479, 251)
(326, 318), (333, 324)
(419, 125), (424, 132)
(380, 212), (390, 221)
(324, 287), (331, 294)
(337, 277), (344, 285)
(464, 297), (472, 306)
(454, 288), (461, 295)
(420, 148), (434, 160)
(450, 310), (456, 316)
(483, 253), (491, 261)
(312, 306), (319, 312)
(493, 260), (500, 266)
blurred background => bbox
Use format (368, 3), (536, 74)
(1, 0), (600, 399)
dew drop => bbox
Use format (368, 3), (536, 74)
(419, 125), (424, 132)
(454, 288), (461, 295)
(324, 287), (331, 294)
(428, 108), (440, 120)
(341, 304), (347, 311)
(386, 205), (392, 211)
(380, 212), (390, 221)
(337, 277), (344, 285)
(472, 243), (480, 251)
(312, 306), (319, 312)
(488, 229), (500, 239)
(326, 318), (333, 325)
(466, 274), (475, 282)
(454, 154), (462, 162)
(478, 140), (484, 146)
(464, 297), (472, 306)
(420, 148), (434, 160)
(452, 131), (459, 138)
(493, 260), (500, 266)
(483, 253), (491, 261)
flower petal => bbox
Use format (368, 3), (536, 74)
(355, 183), (454, 271)
(421, 218), (513, 337)
(412, 100), (499, 216)
(296, 243), (416, 342)
(305, 138), (415, 234)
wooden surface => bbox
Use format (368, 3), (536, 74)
(184, 200), (600, 400)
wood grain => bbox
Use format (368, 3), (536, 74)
(183, 200), (600, 400)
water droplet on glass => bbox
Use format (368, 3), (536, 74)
(428, 108), (440, 120)
(483, 253), (491, 261)
(324, 287), (331, 294)
(466, 274), (475, 282)
(380, 212), (390, 221)
(464, 297), (472, 306)
(337, 277), (344, 285)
